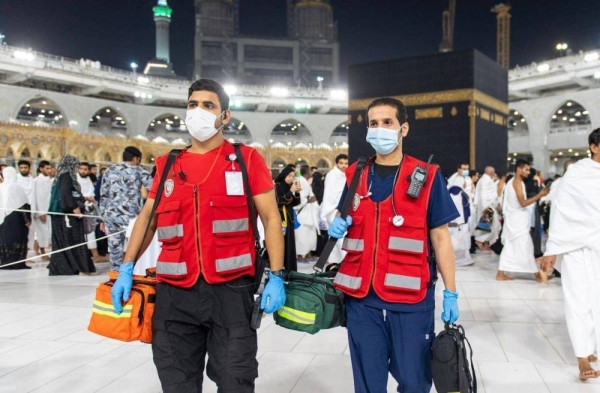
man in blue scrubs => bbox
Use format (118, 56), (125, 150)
(330, 97), (460, 393)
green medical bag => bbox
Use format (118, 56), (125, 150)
(274, 270), (345, 334)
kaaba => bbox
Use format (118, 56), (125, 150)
(347, 49), (508, 176)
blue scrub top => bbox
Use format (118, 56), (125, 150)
(336, 163), (459, 312)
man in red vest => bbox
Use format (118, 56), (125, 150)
(111, 79), (286, 393)
(329, 97), (460, 393)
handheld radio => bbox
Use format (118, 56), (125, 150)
(407, 154), (434, 199)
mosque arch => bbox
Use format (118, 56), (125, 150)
(94, 149), (113, 164)
(20, 147), (31, 159)
(14, 96), (69, 127)
(69, 145), (89, 162)
(88, 106), (129, 134)
(269, 119), (313, 145)
(146, 113), (185, 134)
(295, 157), (309, 167)
(508, 109), (529, 134)
(39, 144), (61, 160)
(549, 100), (592, 134)
(315, 158), (331, 170)
(223, 118), (253, 144)
(271, 157), (288, 171)
(330, 121), (349, 146)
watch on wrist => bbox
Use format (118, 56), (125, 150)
(270, 269), (287, 279)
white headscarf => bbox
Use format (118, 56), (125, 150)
(0, 167), (29, 226)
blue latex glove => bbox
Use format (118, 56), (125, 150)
(441, 289), (459, 324)
(260, 273), (286, 314)
(328, 216), (353, 239)
(111, 263), (134, 315)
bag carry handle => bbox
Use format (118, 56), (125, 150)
(132, 149), (181, 266)
(446, 323), (477, 393)
(313, 157), (368, 273)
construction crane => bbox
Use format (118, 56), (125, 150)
(439, 0), (456, 52)
(492, 3), (512, 70)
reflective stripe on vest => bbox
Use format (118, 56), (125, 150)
(342, 238), (364, 252)
(213, 218), (249, 234)
(216, 253), (252, 273)
(92, 300), (132, 318)
(277, 306), (316, 325)
(384, 273), (421, 290)
(388, 236), (424, 253)
(157, 224), (183, 241)
(156, 261), (187, 276)
(334, 272), (362, 289)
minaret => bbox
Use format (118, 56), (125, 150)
(144, 0), (175, 77)
(153, 0), (172, 63)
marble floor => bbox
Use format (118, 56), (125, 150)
(0, 252), (599, 393)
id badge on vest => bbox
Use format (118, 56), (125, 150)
(225, 171), (244, 196)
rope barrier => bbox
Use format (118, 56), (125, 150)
(0, 207), (103, 219)
(0, 229), (126, 269)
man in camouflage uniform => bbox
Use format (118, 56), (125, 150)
(99, 146), (152, 271)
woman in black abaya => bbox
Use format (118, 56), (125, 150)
(48, 155), (96, 276)
(275, 166), (301, 272)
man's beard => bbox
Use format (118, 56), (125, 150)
(20, 172), (29, 176)
(80, 174), (89, 178)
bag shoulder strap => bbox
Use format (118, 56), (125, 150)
(313, 157), (368, 272)
(133, 149), (181, 264)
(233, 143), (261, 250)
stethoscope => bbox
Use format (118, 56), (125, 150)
(359, 160), (405, 227)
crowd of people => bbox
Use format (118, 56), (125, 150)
(444, 156), (580, 283)
(0, 146), (152, 276)
(273, 154), (349, 272)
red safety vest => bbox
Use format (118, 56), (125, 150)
(333, 155), (438, 303)
(154, 141), (256, 288)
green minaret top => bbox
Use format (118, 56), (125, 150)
(153, 0), (172, 18)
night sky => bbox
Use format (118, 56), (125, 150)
(1, 0), (599, 82)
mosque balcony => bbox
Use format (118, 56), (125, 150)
(546, 125), (592, 150)
(0, 44), (348, 114)
(508, 48), (600, 98)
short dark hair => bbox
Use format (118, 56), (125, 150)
(366, 97), (408, 125)
(79, 162), (90, 169)
(18, 160), (31, 168)
(457, 162), (469, 169)
(469, 170), (479, 177)
(38, 160), (50, 168)
(300, 165), (311, 176)
(123, 146), (142, 162)
(90, 164), (98, 169)
(310, 166), (318, 171)
(335, 154), (348, 164)
(188, 79), (230, 112)
(589, 128), (600, 155)
(516, 159), (530, 169)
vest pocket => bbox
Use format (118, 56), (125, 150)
(384, 214), (427, 293)
(211, 196), (253, 276)
(156, 243), (187, 278)
(156, 200), (182, 243)
(342, 215), (364, 253)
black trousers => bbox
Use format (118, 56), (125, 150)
(152, 276), (258, 393)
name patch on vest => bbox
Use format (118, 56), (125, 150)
(165, 179), (174, 198)
(353, 193), (360, 211)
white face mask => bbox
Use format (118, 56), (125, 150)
(185, 108), (224, 142)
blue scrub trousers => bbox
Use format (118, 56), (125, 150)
(346, 298), (434, 393)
